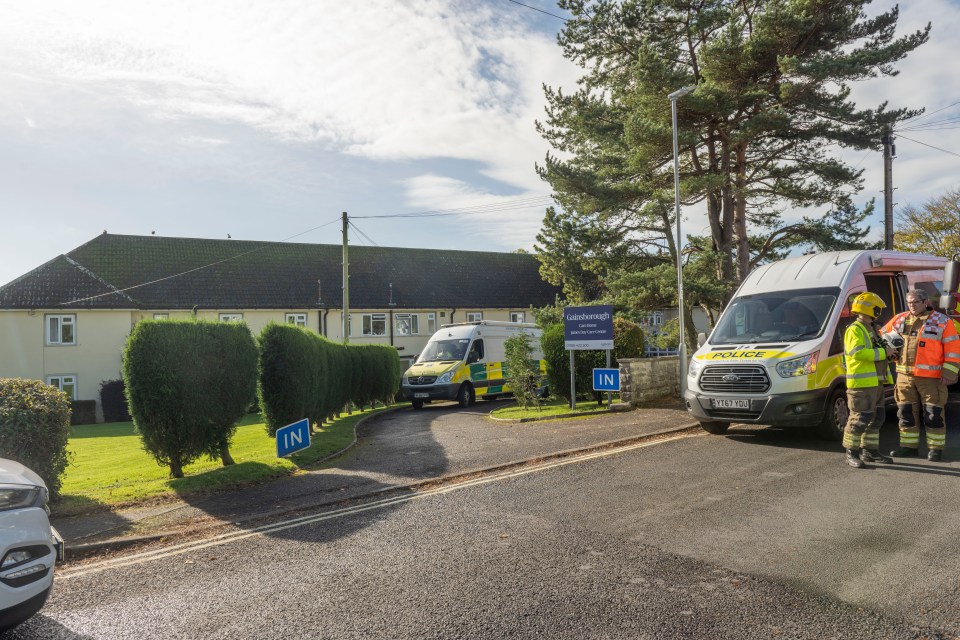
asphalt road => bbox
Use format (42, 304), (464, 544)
(15, 406), (960, 639)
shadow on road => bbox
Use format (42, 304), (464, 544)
(6, 616), (96, 639)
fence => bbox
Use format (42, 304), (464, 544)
(644, 345), (679, 357)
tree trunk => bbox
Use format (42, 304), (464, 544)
(169, 458), (184, 479)
(219, 442), (235, 466)
(734, 143), (750, 282)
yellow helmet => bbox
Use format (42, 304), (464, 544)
(851, 292), (886, 319)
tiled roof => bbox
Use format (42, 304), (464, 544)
(0, 233), (561, 310)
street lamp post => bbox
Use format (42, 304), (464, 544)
(669, 86), (695, 397)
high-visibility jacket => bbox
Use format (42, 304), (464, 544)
(882, 310), (960, 379)
(844, 319), (890, 388)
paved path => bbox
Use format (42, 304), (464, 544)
(52, 399), (697, 552)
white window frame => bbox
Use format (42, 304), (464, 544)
(47, 375), (77, 400)
(466, 312), (483, 323)
(362, 313), (387, 336)
(45, 314), (76, 345)
(510, 311), (525, 323)
(427, 313), (437, 334)
(395, 313), (419, 336)
(219, 313), (244, 322)
(286, 313), (308, 328)
(153, 313), (169, 320)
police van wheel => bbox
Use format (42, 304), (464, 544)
(411, 399), (424, 410)
(698, 420), (729, 435)
(457, 384), (475, 408)
(816, 387), (848, 441)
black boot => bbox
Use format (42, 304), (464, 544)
(890, 446), (919, 457)
(845, 449), (865, 468)
(861, 449), (893, 464)
(928, 449), (943, 462)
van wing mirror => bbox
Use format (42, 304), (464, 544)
(697, 332), (707, 348)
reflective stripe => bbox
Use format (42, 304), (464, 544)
(916, 364), (942, 371)
(944, 335), (960, 343)
(847, 345), (865, 356)
(846, 372), (877, 379)
(944, 363), (960, 374)
(927, 433), (946, 445)
(900, 434), (920, 444)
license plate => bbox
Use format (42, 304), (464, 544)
(712, 398), (749, 409)
(413, 393), (429, 399)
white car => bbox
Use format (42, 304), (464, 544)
(0, 458), (63, 632)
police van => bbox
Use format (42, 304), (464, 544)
(684, 250), (951, 439)
(401, 321), (546, 409)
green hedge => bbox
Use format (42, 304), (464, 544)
(99, 378), (132, 423)
(70, 400), (97, 426)
(0, 378), (72, 498)
(123, 319), (258, 478)
(257, 324), (401, 436)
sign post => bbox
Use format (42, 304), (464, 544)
(276, 418), (311, 458)
(563, 305), (614, 409)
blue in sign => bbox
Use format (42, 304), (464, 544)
(276, 418), (311, 458)
(593, 368), (620, 391)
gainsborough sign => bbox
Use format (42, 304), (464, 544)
(563, 305), (614, 350)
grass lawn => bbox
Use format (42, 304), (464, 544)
(490, 396), (619, 420)
(55, 405), (399, 517)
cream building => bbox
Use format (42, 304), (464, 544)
(0, 233), (560, 421)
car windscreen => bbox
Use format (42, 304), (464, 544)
(709, 287), (841, 344)
(416, 338), (470, 363)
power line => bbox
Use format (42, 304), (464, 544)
(352, 196), (555, 219)
(348, 220), (379, 247)
(59, 217), (342, 306)
(503, 0), (568, 22)
(895, 133), (960, 160)
(899, 99), (960, 127)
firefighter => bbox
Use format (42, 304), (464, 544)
(842, 292), (896, 468)
(882, 289), (960, 461)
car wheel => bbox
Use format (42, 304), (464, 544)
(816, 386), (848, 441)
(457, 383), (475, 408)
(411, 399), (424, 410)
(698, 420), (730, 435)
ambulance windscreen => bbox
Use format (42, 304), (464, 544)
(416, 339), (470, 363)
(709, 287), (840, 344)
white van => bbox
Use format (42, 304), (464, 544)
(685, 250), (948, 439)
(401, 321), (545, 409)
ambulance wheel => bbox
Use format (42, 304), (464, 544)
(457, 383), (475, 408)
(411, 399), (424, 410)
(816, 386), (848, 441)
(698, 420), (729, 435)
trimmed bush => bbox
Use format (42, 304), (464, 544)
(613, 317), (645, 359)
(258, 325), (402, 435)
(99, 379), (132, 422)
(0, 378), (72, 498)
(123, 319), (258, 478)
(70, 400), (97, 426)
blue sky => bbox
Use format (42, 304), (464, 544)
(2, 0), (959, 288)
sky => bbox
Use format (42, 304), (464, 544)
(2, 0), (960, 288)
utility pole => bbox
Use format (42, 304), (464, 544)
(341, 211), (350, 344)
(882, 126), (896, 250)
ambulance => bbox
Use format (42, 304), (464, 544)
(684, 250), (952, 439)
(401, 321), (546, 409)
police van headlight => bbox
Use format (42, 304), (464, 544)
(776, 352), (818, 378)
(436, 371), (454, 384)
(688, 358), (703, 379)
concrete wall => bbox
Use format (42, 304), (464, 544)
(618, 356), (680, 405)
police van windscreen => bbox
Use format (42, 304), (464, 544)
(416, 339), (470, 363)
(709, 287), (841, 344)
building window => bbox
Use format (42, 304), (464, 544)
(395, 314), (419, 336)
(642, 312), (664, 328)
(153, 313), (169, 320)
(466, 312), (482, 323)
(362, 313), (387, 336)
(46, 314), (76, 345)
(510, 312), (525, 323)
(286, 313), (307, 327)
(427, 313), (436, 334)
(219, 313), (244, 322)
(47, 375), (77, 400)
